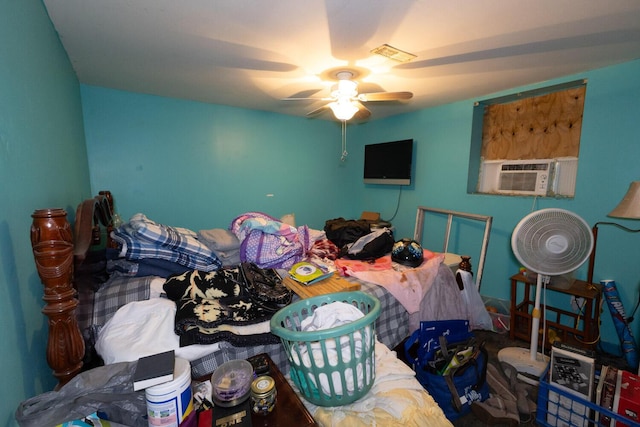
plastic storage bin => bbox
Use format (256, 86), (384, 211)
(537, 366), (640, 427)
(270, 291), (380, 406)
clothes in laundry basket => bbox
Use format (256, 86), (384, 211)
(291, 301), (373, 395)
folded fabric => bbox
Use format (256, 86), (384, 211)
(211, 248), (241, 267)
(197, 228), (241, 252)
(111, 214), (221, 271)
(174, 297), (279, 347)
(107, 257), (191, 278)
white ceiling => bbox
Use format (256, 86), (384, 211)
(43, 0), (640, 121)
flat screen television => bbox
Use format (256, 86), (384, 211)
(363, 139), (413, 185)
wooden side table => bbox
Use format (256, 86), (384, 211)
(196, 353), (317, 426)
(249, 353), (317, 427)
(509, 273), (602, 351)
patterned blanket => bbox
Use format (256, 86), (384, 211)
(112, 214), (222, 271)
(164, 269), (279, 347)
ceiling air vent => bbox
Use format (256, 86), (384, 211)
(371, 44), (416, 62)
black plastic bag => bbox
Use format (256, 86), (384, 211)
(324, 217), (371, 248)
(339, 228), (394, 260)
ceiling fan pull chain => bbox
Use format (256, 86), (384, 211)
(340, 120), (348, 162)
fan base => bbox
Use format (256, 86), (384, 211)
(497, 347), (548, 386)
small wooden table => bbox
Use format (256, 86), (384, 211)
(509, 273), (602, 351)
(249, 353), (317, 427)
(283, 273), (360, 299)
(196, 353), (317, 426)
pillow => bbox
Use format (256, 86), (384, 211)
(280, 213), (296, 227)
(91, 274), (163, 339)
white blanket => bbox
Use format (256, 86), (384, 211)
(296, 341), (453, 427)
(95, 298), (266, 364)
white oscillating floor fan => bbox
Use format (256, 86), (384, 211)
(498, 208), (594, 384)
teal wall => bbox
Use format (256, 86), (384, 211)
(2, 0), (640, 423)
(81, 87), (363, 230)
(0, 0), (91, 424)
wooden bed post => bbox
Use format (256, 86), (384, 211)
(30, 208), (85, 388)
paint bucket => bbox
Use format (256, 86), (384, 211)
(145, 357), (193, 427)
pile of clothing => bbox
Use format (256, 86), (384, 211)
(108, 211), (321, 277)
(110, 213), (222, 276)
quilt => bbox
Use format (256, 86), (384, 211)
(163, 269), (280, 347)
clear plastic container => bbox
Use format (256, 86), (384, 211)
(210, 359), (253, 407)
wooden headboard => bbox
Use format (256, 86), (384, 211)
(30, 191), (114, 388)
(74, 190), (115, 263)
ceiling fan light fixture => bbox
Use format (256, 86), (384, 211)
(371, 44), (417, 62)
(329, 99), (359, 121)
(331, 79), (358, 98)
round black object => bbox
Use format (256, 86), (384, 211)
(391, 239), (424, 267)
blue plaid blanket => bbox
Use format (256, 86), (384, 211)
(112, 214), (221, 271)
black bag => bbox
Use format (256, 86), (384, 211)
(339, 228), (394, 260)
(240, 262), (292, 311)
(324, 217), (371, 248)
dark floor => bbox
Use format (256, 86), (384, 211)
(394, 329), (631, 426)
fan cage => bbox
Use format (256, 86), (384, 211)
(511, 208), (593, 276)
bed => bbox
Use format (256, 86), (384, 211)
(29, 191), (477, 389)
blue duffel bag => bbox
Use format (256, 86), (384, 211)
(404, 319), (489, 420)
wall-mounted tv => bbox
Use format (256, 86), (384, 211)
(364, 139), (413, 185)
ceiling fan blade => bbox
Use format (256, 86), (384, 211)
(353, 102), (371, 120)
(306, 104), (330, 117)
(282, 97), (332, 101)
(358, 91), (413, 102)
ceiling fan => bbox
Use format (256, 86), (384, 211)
(284, 70), (413, 121)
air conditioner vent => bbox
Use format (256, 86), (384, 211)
(501, 162), (551, 171)
(499, 172), (540, 192)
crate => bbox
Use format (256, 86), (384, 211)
(482, 296), (510, 334)
(537, 366), (640, 427)
(270, 291), (380, 407)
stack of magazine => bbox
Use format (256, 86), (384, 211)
(548, 343), (595, 427)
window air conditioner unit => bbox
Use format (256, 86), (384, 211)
(478, 157), (578, 197)
(497, 159), (554, 195)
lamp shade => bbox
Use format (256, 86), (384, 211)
(329, 99), (359, 121)
(608, 181), (640, 219)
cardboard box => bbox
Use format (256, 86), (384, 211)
(360, 211), (380, 222)
(614, 369), (640, 427)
